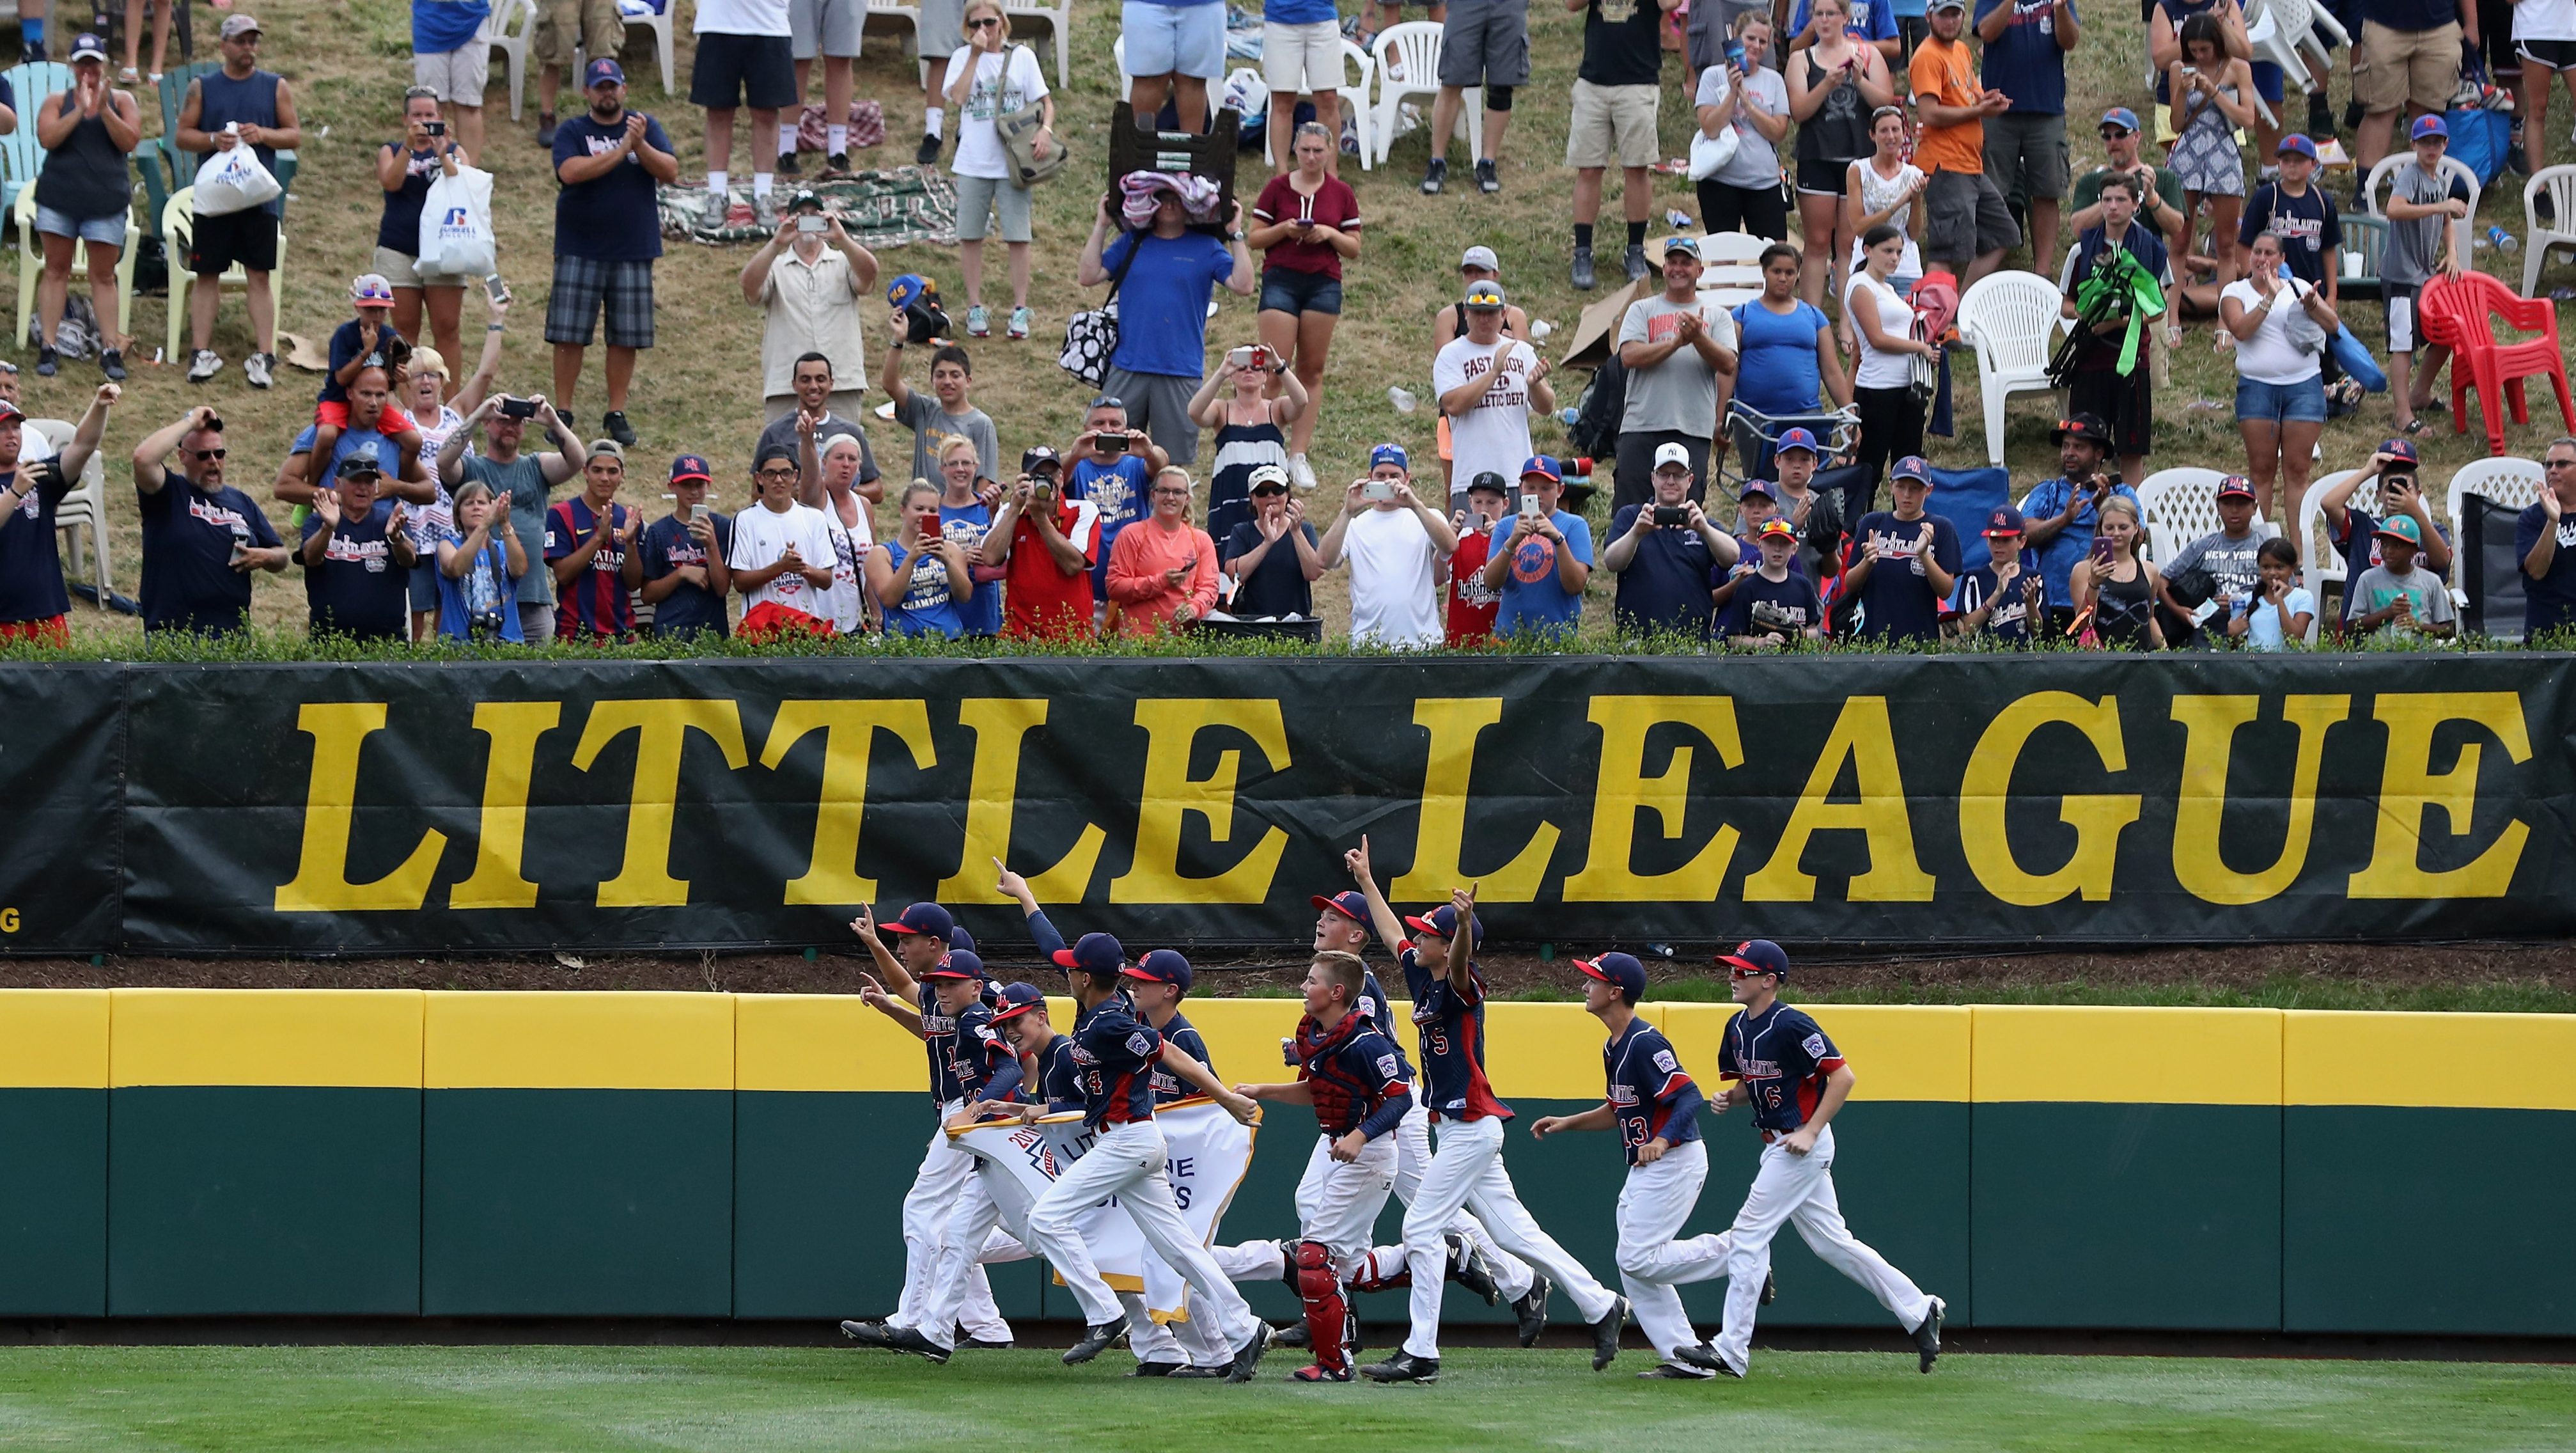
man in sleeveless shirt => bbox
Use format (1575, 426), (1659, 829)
(174, 15), (303, 391)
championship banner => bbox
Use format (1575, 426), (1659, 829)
(949, 1099), (1258, 1321)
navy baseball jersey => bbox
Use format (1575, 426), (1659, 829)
(1400, 946), (1511, 1123)
(1068, 998), (1164, 1131)
(1719, 1002), (1846, 1133)
(1355, 969), (1416, 1081)
(1605, 1017), (1703, 1165)
(1293, 1009), (1416, 1140)
(1036, 1033), (1084, 1113)
(1148, 1011), (1215, 1104)
(918, 985), (969, 1102)
(947, 1003), (1024, 1105)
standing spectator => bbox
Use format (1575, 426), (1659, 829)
(932, 434), (1005, 638)
(1613, 237), (1735, 512)
(1065, 396), (1166, 608)
(1190, 349), (1307, 547)
(1563, 0), (1676, 289)
(1694, 14), (1793, 239)
(2350, 0), (2474, 173)
(549, 59), (677, 448)
(2222, 231), (2339, 523)
(2059, 175), (2167, 484)
(126, 0), (185, 85)
(2166, 16), (2254, 302)
(946, 0), (1054, 341)
(33, 34), (137, 382)
(2517, 0), (2576, 180)
(1318, 443), (1458, 646)
(1124, 0), (1226, 134)
(1251, 123), (1360, 486)
(2344, 515), (2455, 638)
(531, 0), (623, 146)
(1444, 471), (1509, 643)
(1843, 106), (1926, 297)
(302, 455), (418, 642)
(1261, 0), (1345, 176)
(1974, 0), (2079, 272)
(1430, 245), (1531, 499)
(1105, 466), (1219, 635)
(1845, 224), (1937, 504)
(1603, 443), (1740, 638)
(785, 0), (863, 175)
(1946, 505), (2046, 643)
(441, 393), (584, 645)
(411, 0), (490, 160)
(1911, 0), (2018, 287)
(0, 388), (109, 645)
(1842, 455), (1959, 642)
(757, 351), (881, 489)
(175, 15), (303, 389)
(131, 403), (286, 637)
(1423, 0), (1524, 195)
(1786, 0), (1893, 309)
(2515, 437), (2576, 638)
(882, 332), (1001, 486)
(2150, 0), (2282, 171)
(2068, 107), (2189, 265)
(639, 454), (735, 639)
(1728, 244), (1852, 478)
(2067, 494), (2164, 647)
(1479, 455), (1594, 639)
(692, 0), (795, 231)
(734, 443), (841, 627)
(1221, 462), (1323, 618)
(1433, 281), (1554, 514)
(377, 87), (472, 369)
(2018, 413), (2131, 629)
(2224, 537), (2315, 648)
(2317, 441), (2453, 623)
(433, 479), (528, 641)
(545, 439), (643, 641)
(1077, 184), (1256, 466)
(2233, 136), (2340, 308)
(2156, 474), (2275, 640)
(742, 195), (879, 420)
(2379, 115), (2467, 437)
(1786, 0), (1903, 59)
(985, 450), (1100, 639)
(914, 0), (964, 163)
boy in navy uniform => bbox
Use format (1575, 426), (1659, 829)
(1719, 517), (1826, 648)
(1843, 456), (1961, 642)
(1947, 505), (2046, 643)
(1116, 948), (1243, 1377)
(639, 453), (733, 638)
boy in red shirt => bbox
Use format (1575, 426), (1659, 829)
(1444, 471), (1509, 645)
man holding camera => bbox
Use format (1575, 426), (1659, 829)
(133, 404), (288, 638)
(1065, 395), (1166, 617)
(441, 391), (586, 645)
(1434, 281), (1553, 515)
(1604, 443), (1739, 639)
(2017, 413), (2134, 632)
(983, 444), (1100, 640)
(1479, 455), (1593, 640)
(1318, 443), (1459, 648)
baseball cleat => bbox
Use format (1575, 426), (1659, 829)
(1715, 1355), (1747, 1378)
(1225, 1319), (1272, 1383)
(1671, 1342), (1722, 1372)
(1274, 1320), (1311, 1349)
(959, 1338), (1011, 1351)
(1588, 1295), (1631, 1371)
(1063, 1320), (1128, 1365)
(838, 1319), (891, 1347)
(1513, 1273), (1553, 1346)
(1761, 1271), (1777, 1306)
(1447, 1233), (1501, 1304)
(1912, 1296), (1946, 1373)
(1125, 1361), (1182, 1377)
(884, 1326), (951, 1364)
(1359, 1353), (1438, 1383)
(1290, 1363), (1351, 1382)
(1640, 1361), (1715, 1379)
(1168, 1363), (1231, 1378)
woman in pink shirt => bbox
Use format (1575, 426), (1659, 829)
(1105, 465), (1219, 636)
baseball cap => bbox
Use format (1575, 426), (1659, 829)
(1370, 442), (1409, 470)
(1052, 931), (1127, 973)
(334, 453), (384, 480)
(1662, 235), (1701, 260)
(951, 925), (978, 952)
(880, 902), (957, 940)
(887, 273), (937, 310)
(2099, 107), (2141, 133)
(2411, 113), (2448, 142)
(2378, 437), (2422, 466)
(0, 398), (27, 425)
(68, 31), (107, 62)
(1653, 441), (1692, 471)
(1774, 427), (1820, 457)
(1719, 938), (1791, 979)
(2375, 514), (2424, 546)
(1891, 455), (1934, 486)
(1123, 950), (1194, 991)
(1928, 0), (1966, 12)
(786, 188), (825, 212)
(1466, 470), (1510, 496)
(990, 982), (1050, 1025)
(219, 13), (263, 39)
(921, 950), (983, 980)
(1739, 478), (1778, 501)
(1403, 902), (1482, 948)
(586, 438), (626, 464)
(2277, 133), (2320, 159)
(1518, 455), (1561, 483)
(586, 56), (626, 88)
(1248, 462), (1292, 492)
(1460, 245), (1501, 272)
(1311, 890), (1371, 927)
(1984, 505), (2027, 537)
(349, 273), (396, 305)
(669, 454), (712, 485)
(1464, 279), (1507, 311)
(1574, 952), (1648, 999)
(1756, 516), (1799, 541)
(2216, 475), (2257, 501)
(2050, 413), (2114, 448)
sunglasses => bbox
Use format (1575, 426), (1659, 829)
(967, 15), (1001, 26)
(1728, 966), (1777, 980)
(1251, 485), (1287, 497)
(191, 448), (228, 461)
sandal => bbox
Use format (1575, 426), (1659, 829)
(116, 67), (139, 84)
(2402, 418), (2433, 436)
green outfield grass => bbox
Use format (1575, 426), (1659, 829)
(0, 1346), (2570, 1451)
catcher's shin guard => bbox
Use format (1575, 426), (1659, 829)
(1294, 1239), (1354, 1377)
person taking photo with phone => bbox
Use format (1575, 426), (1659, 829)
(440, 389), (583, 643)
(1479, 454), (1592, 640)
(377, 84), (474, 368)
(1318, 443), (1459, 647)
(1189, 340), (1307, 549)
(1604, 442), (1738, 639)
(984, 445), (1100, 640)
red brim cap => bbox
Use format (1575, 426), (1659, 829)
(992, 1000), (1043, 1023)
(1572, 957), (1616, 982)
(1049, 948), (1079, 967)
(671, 471), (712, 484)
(1403, 914), (1444, 937)
(1983, 528), (2024, 538)
(1717, 952), (1771, 974)
(1116, 964), (1160, 981)
(920, 965), (978, 979)
(1310, 894), (1366, 923)
(880, 922), (923, 934)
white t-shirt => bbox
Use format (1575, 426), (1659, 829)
(1844, 271), (1917, 391)
(1694, 63), (1790, 191)
(2515, 0), (2575, 43)
(818, 507), (864, 633)
(728, 499), (839, 617)
(947, 45), (1050, 181)
(695, 0), (791, 35)
(1343, 505), (1444, 647)
(1432, 336), (1542, 503)
(2221, 276), (2324, 386)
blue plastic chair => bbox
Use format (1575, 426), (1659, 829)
(0, 61), (72, 217)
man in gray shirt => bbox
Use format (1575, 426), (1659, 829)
(2378, 115), (2469, 437)
(1611, 238), (1738, 512)
(439, 392), (584, 645)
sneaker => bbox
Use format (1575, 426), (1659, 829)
(1475, 158), (1499, 193)
(602, 409), (637, 447)
(187, 349), (221, 383)
(958, 1337), (1011, 1351)
(1673, 1342), (1724, 1372)
(34, 346), (56, 377)
(1512, 1272), (1553, 1347)
(20, 38), (42, 64)
(1420, 156), (1448, 194)
(884, 1326), (952, 1364)
(777, 151), (802, 176)
(1761, 1270), (1777, 1306)
(966, 304), (992, 338)
(1167, 1363), (1231, 1378)
(1124, 1361), (1182, 1377)
(1290, 1363), (1352, 1382)
(2343, 98), (2365, 132)
(1224, 1321), (1272, 1383)
(827, 152), (852, 176)
(1912, 1296), (1946, 1373)
(537, 112), (559, 148)
(916, 131), (942, 166)
(1624, 244), (1650, 281)
(1446, 1233), (1500, 1304)
(1274, 1320), (1311, 1349)
(99, 348), (125, 382)
(2306, 95), (2336, 137)
(753, 192), (781, 230)
(244, 352), (274, 389)
(1639, 1362), (1715, 1379)
(1007, 306), (1032, 340)
(554, 412), (577, 437)
(1571, 244), (1597, 291)
(1288, 453), (1316, 490)
(1359, 1352), (1439, 1383)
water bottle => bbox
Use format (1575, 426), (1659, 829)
(1558, 407), (1581, 427)
(1387, 386), (1418, 414)
(1666, 209), (1696, 230)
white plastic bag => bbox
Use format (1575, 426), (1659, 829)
(418, 166), (497, 278)
(192, 141), (282, 217)
(1688, 122), (1740, 180)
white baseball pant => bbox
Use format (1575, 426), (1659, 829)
(1613, 1138), (1736, 1360)
(1212, 1131), (1396, 1282)
(1398, 1115), (1620, 1359)
(910, 1162), (1008, 1352)
(1128, 1284), (1237, 1367)
(891, 1103), (1010, 1342)
(1393, 1100), (1538, 1302)
(1024, 1120), (1259, 1349)
(1711, 1126), (1933, 1374)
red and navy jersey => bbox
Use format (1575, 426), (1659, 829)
(917, 984), (971, 1103)
(1036, 1033), (1084, 1113)
(947, 1003), (1024, 1105)
(1068, 998), (1164, 1131)
(1293, 1009), (1415, 1140)
(1719, 1002), (1845, 1134)
(1354, 970), (1415, 1081)
(542, 496), (637, 637)
(1400, 945), (1511, 1123)
(1605, 1018), (1702, 1165)
(1148, 1012), (1215, 1104)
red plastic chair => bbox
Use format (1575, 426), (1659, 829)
(2418, 271), (2576, 456)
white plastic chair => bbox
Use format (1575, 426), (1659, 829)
(1371, 22), (1479, 167)
(1004, 0), (1074, 85)
(865, 0), (929, 85)
(2522, 165), (2576, 298)
(2365, 152), (2481, 263)
(1698, 231), (1772, 264)
(1956, 271), (2066, 468)
(574, 5), (677, 95)
(2295, 469), (2359, 642)
(483, 0), (535, 121)
(2446, 456), (2547, 545)
(1335, 40), (1375, 172)
(14, 186), (140, 352)
(35, 416), (109, 605)
(162, 186), (283, 363)
(2135, 467), (2227, 565)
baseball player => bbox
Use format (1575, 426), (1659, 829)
(1529, 951), (1768, 1379)
(1707, 939), (1944, 1379)
(1115, 948), (1249, 1378)
(836, 902), (1013, 1352)
(1347, 868), (1631, 1383)
(1022, 931), (1274, 1381)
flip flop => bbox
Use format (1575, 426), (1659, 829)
(2402, 418), (2433, 436)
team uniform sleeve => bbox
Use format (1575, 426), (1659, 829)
(543, 503), (575, 562)
(1020, 907), (1068, 959)
(1794, 1012), (1847, 1074)
(1716, 1015), (1744, 1080)
(978, 1028), (1025, 1103)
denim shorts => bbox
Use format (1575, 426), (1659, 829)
(35, 205), (127, 246)
(1258, 267), (1342, 315)
(1121, 0), (1227, 79)
(2235, 373), (2327, 425)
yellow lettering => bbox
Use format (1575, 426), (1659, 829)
(2169, 694), (2349, 906)
(448, 701), (563, 911)
(1389, 698), (1560, 904)
(2348, 691), (2531, 899)
(1957, 693), (2141, 907)
(1109, 699), (1292, 904)
(1563, 696), (1743, 902)
(759, 700), (937, 907)
(938, 698), (1108, 903)
(1742, 696), (1933, 902)
(0, 907), (18, 933)
(274, 702), (448, 912)
(571, 699), (749, 907)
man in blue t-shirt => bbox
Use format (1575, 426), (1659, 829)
(1065, 395), (1166, 604)
(1481, 455), (1595, 638)
(0, 388), (113, 645)
(133, 404), (288, 636)
(1603, 441), (1739, 638)
(547, 59), (679, 450)
(1974, 0), (2079, 269)
(1842, 455), (1960, 642)
(300, 453), (416, 641)
(1077, 185), (1254, 466)
(639, 453), (734, 638)
(2018, 413), (2132, 628)
(2515, 440), (2576, 640)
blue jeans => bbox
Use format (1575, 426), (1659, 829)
(2235, 373), (2327, 425)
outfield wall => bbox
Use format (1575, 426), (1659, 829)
(4, 991), (2570, 1337)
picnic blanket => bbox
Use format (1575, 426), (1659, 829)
(657, 166), (958, 247)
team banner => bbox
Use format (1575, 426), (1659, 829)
(0, 654), (2570, 952)
(949, 1100), (1258, 1319)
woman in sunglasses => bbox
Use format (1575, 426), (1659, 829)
(375, 84), (474, 367)
(943, 0), (1053, 342)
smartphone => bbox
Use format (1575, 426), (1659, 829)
(1098, 432), (1130, 453)
(798, 215), (828, 233)
(1520, 493), (1544, 519)
(1362, 481), (1397, 503)
(424, 120), (447, 137)
(499, 396), (538, 420)
(482, 274), (511, 306)
(1653, 505), (1688, 526)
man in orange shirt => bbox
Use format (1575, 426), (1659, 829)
(1104, 464), (1219, 636)
(1912, 0), (2019, 287)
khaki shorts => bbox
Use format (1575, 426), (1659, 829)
(1261, 19), (1343, 95)
(1565, 78), (1658, 169)
(535, 0), (623, 71)
(2357, 19), (2462, 114)
(412, 41), (492, 104)
(371, 243), (476, 291)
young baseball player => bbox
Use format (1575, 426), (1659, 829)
(1708, 939), (1944, 1379)
(1116, 949), (1245, 1378)
(1345, 864), (1632, 1383)
(1022, 932), (1274, 1381)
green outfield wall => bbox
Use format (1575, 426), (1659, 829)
(2, 991), (2569, 1335)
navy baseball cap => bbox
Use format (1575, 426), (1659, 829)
(1891, 456), (1933, 486)
(334, 453), (384, 480)
(2052, 413), (2114, 448)
(880, 902), (956, 939)
(1575, 952), (1648, 998)
(1720, 939), (1791, 978)
(1052, 931), (1127, 973)
(1739, 478), (1778, 501)
(922, 950), (983, 980)
(1774, 427), (1821, 457)
(2099, 107), (2141, 133)
(1403, 903), (1483, 948)
(1370, 442), (1409, 470)
(669, 454), (712, 485)
(2216, 475), (2256, 501)
(68, 32), (107, 63)
(1311, 890), (1371, 927)
(1519, 455), (1561, 483)
(2378, 437), (2421, 466)
(1123, 950), (1194, 991)
(1985, 506), (2026, 537)
(950, 925), (977, 952)
(2411, 113), (2448, 142)
(585, 56), (625, 88)
(2277, 133), (2319, 159)
(990, 982), (1050, 1024)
